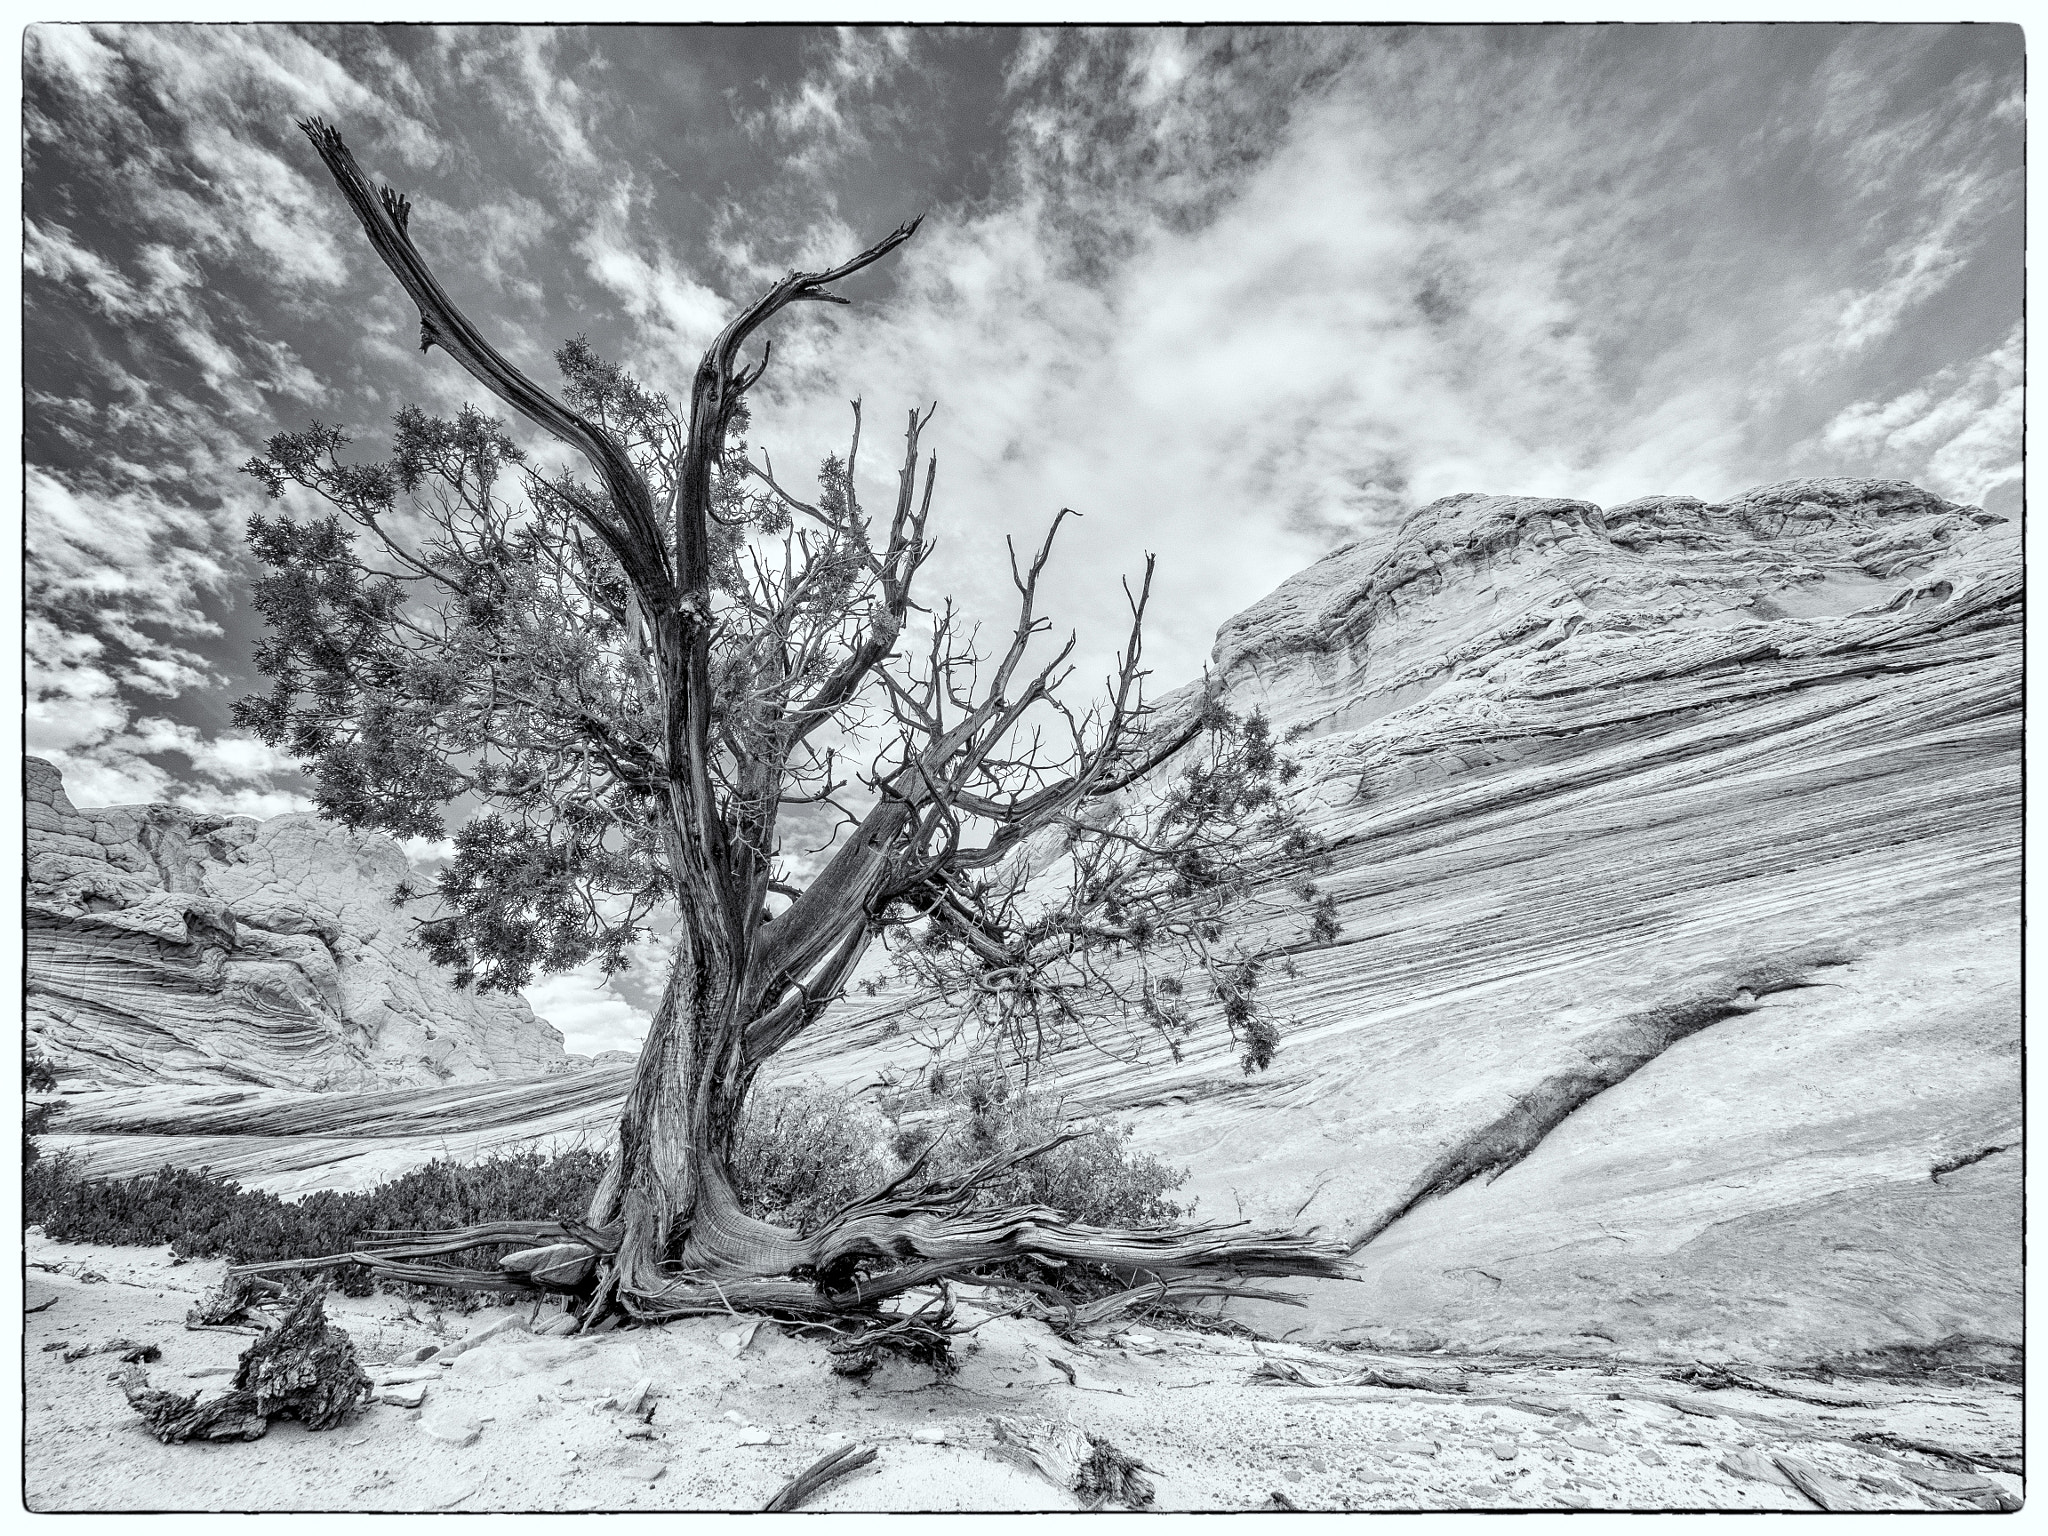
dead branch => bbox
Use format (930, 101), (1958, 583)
(763, 1443), (880, 1511)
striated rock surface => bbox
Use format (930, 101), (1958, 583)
(48, 478), (2020, 1367)
(26, 758), (568, 1091)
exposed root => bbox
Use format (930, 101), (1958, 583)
(1053, 1276), (1307, 1336)
(225, 1136), (1349, 1359)
(827, 1290), (958, 1378)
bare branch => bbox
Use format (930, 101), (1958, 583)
(298, 119), (671, 605)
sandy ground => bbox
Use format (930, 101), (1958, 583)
(23, 1232), (2022, 1514)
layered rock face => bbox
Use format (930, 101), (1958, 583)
(26, 758), (568, 1091)
(47, 477), (2020, 1366)
(990, 476), (2020, 1359)
(819, 477), (2021, 1360)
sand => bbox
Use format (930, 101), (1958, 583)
(23, 1231), (2020, 1515)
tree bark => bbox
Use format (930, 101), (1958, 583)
(588, 913), (811, 1299)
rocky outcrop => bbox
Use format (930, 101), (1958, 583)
(26, 758), (567, 1091)
(1056, 476), (2021, 1359)
(46, 478), (2020, 1368)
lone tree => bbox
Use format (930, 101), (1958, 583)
(237, 120), (1345, 1332)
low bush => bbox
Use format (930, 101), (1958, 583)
(900, 1067), (1190, 1300)
(23, 1074), (1189, 1306)
(24, 1047), (59, 1169)
(26, 1149), (610, 1296)
(731, 1087), (893, 1234)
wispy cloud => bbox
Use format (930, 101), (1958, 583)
(1807, 324), (2021, 509)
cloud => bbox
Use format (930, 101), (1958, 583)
(575, 184), (732, 361)
(523, 963), (652, 1057)
(732, 38), (1752, 684)
(25, 467), (237, 636)
(26, 619), (125, 757)
(753, 26), (915, 179)
(22, 24), (2021, 918)
(1793, 177), (1997, 370)
(1807, 325), (2021, 508)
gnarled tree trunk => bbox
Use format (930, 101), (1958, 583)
(588, 919), (808, 1299)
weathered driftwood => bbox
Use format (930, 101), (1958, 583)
(119, 1371), (272, 1443)
(990, 1416), (1156, 1509)
(62, 1337), (155, 1364)
(1249, 1355), (1467, 1394)
(186, 1271), (266, 1328)
(122, 1288), (370, 1445)
(762, 1443), (879, 1511)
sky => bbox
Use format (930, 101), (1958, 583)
(22, 23), (2024, 1051)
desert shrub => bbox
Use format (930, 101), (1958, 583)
(23, 1077), (1184, 1305)
(903, 1069), (1189, 1300)
(24, 1047), (59, 1169)
(22, 1094), (898, 1285)
(22, 1149), (73, 1216)
(1305, 891), (1341, 947)
(731, 1087), (893, 1234)
(25, 1148), (611, 1296)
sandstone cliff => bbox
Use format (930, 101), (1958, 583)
(26, 758), (568, 1090)
(1035, 476), (2022, 1359)
(46, 478), (2020, 1366)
